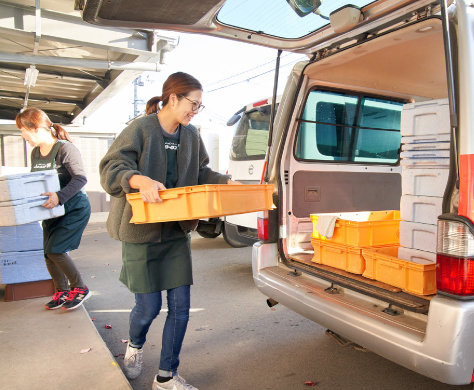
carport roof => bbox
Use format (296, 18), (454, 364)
(0, 0), (178, 125)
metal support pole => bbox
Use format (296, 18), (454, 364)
(263, 49), (282, 183)
(440, 0), (459, 179)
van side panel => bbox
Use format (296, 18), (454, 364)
(292, 171), (401, 217)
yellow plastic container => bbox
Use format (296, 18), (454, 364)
(311, 238), (366, 274)
(310, 210), (401, 247)
(126, 184), (274, 224)
(361, 246), (436, 295)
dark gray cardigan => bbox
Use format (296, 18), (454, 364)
(99, 114), (230, 243)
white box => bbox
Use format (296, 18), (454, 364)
(401, 141), (450, 151)
(0, 250), (50, 284)
(0, 196), (64, 227)
(402, 167), (449, 196)
(0, 222), (43, 253)
(398, 246), (436, 264)
(401, 98), (450, 136)
(399, 221), (437, 253)
(400, 150), (450, 159)
(400, 158), (450, 168)
(400, 195), (443, 225)
(0, 170), (60, 202)
(402, 134), (451, 144)
(402, 134), (450, 144)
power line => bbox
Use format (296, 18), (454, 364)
(204, 53), (293, 88)
(205, 58), (304, 94)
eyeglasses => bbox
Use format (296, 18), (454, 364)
(180, 95), (205, 113)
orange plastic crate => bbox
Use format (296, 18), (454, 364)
(310, 210), (401, 247)
(361, 246), (436, 295)
(126, 184), (274, 224)
(311, 238), (366, 274)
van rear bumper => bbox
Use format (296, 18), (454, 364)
(252, 242), (474, 385)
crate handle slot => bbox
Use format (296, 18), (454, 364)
(378, 259), (401, 269)
(159, 193), (181, 200)
(324, 247), (343, 254)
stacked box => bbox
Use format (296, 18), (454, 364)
(0, 222), (48, 284)
(0, 171), (60, 285)
(0, 170), (64, 226)
(0, 250), (49, 284)
(0, 222), (43, 253)
(399, 98), (451, 264)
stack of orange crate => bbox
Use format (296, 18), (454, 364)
(310, 211), (401, 275)
(310, 210), (436, 295)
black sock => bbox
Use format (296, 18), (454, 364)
(156, 375), (172, 383)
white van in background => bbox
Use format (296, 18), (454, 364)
(223, 96), (280, 247)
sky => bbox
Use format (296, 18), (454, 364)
(85, 32), (308, 172)
(87, 33), (308, 130)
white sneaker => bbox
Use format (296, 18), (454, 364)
(152, 374), (199, 390)
(123, 342), (143, 380)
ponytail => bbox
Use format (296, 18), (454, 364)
(52, 123), (72, 142)
(15, 107), (72, 143)
(146, 96), (162, 115)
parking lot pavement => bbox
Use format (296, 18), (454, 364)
(72, 222), (472, 390)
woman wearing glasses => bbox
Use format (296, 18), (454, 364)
(100, 72), (238, 390)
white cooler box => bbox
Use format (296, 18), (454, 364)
(0, 222), (43, 253)
(399, 221), (437, 253)
(0, 250), (50, 284)
(398, 246), (436, 263)
(0, 170), (60, 202)
(0, 196), (64, 226)
(400, 195), (443, 225)
(401, 167), (449, 197)
(400, 98), (450, 137)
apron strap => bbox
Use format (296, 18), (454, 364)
(49, 141), (64, 162)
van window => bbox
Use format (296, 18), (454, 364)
(295, 90), (403, 164)
(230, 104), (278, 161)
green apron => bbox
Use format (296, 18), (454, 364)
(120, 132), (192, 293)
(31, 141), (91, 254)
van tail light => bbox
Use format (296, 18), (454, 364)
(258, 211), (269, 240)
(437, 217), (474, 298)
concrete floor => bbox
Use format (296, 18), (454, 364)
(72, 222), (472, 390)
(0, 289), (131, 390)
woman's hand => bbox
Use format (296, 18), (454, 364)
(129, 175), (166, 203)
(41, 192), (60, 209)
(227, 179), (242, 185)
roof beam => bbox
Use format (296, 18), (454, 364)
(0, 63), (106, 82)
(0, 51), (164, 72)
(0, 91), (83, 106)
(0, 1), (178, 56)
(0, 107), (73, 124)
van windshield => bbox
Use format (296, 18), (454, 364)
(229, 104), (278, 161)
(295, 90), (403, 164)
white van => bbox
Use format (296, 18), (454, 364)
(223, 96), (280, 247)
(82, 0), (474, 384)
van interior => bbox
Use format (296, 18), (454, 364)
(282, 17), (448, 319)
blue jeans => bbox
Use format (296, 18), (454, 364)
(129, 285), (190, 375)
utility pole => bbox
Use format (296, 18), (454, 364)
(133, 76), (145, 118)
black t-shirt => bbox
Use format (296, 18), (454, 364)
(163, 127), (179, 189)
(31, 141), (87, 205)
(161, 126), (185, 238)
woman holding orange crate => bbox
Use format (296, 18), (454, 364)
(99, 72), (239, 390)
